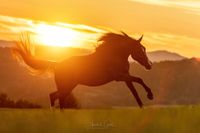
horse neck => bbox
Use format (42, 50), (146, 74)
(95, 48), (130, 62)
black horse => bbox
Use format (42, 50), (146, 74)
(13, 32), (153, 108)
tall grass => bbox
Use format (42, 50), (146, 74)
(0, 105), (200, 133)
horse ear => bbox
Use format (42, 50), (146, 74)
(121, 31), (129, 37)
(137, 35), (143, 43)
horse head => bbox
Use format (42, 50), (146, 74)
(97, 32), (152, 70)
(129, 34), (152, 70)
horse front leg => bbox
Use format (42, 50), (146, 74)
(116, 74), (153, 100)
(125, 81), (143, 108)
(128, 76), (153, 100)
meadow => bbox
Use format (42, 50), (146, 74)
(0, 105), (200, 133)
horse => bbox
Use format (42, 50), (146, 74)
(13, 32), (153, 109)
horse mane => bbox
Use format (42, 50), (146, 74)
(95, 32), (134, 53)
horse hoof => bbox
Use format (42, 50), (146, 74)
(139, 103), (143, 108)
(50, 99), (55, 107)
(49, 106), (53, 110)
(137, 101), (143, 108)
(49, 95), (55, 107)
(147, 92), (153, 100)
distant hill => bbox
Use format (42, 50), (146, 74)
(0, 47), (200, 108)
(147, 50), (186, 62)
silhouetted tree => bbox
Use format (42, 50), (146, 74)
(0, 92), (41, 108)
(15, 99), (41, 108)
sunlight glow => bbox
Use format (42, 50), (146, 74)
(34, 24), (81, 47)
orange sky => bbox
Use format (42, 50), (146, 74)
(0, 0), (200, 57)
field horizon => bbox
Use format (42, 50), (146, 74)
(1, 105), (200, 133)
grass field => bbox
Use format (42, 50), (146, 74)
(0, 105), (200, 133)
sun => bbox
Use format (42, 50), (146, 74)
(34, 24), (80, 47)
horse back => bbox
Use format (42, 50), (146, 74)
(55, 53), (130, 86)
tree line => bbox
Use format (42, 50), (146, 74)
(0, 92), (41, 108)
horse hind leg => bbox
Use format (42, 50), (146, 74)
(58, 84), (77, 109)
(50, 88), (75, 109)
(54, 70), (77, 109)
(59, 91), (74, 109)
(49, 91), (59, 107)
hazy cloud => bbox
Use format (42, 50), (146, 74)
(0, 14), (200, 57)
(130, 0), (200, 15)
(0, 15), (106, 47)
(141, 32), (200, 57)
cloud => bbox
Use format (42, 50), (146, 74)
(0, 15), (106, 34)
(130, 0), (200, 15)
(55, 22), (105, 34)
(140, 32), (200, 57)
(0, 15), (106, 47)
(0, 15), (37, 37)
(0, 14), (200, 57)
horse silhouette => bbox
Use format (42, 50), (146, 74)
(13, 32), (153, 109)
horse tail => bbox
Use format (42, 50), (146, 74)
(12, 34), (56, 75)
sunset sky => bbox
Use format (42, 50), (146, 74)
(0, 0), (199, 57)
